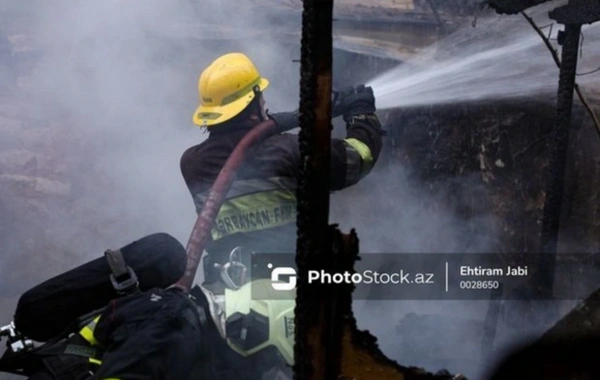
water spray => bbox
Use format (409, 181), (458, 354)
(366, 9), (600, 111)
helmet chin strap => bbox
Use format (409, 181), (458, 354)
(252, 87), (268, 122)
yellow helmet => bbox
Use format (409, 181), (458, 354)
(223, 279), (295, 366)
(193, 53), (270, 128)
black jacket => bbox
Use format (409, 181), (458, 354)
(180, 112), (384, 263)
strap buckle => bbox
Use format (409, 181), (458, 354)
(104, 249), (139, 295)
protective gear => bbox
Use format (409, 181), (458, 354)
(0, 314), (103, 380)
(181, 110), (384, 260)
(222, 279), (295, 367)
(332, 87), (354, 118)
(3, 241), (293, 380)
(13, 233), (186, 343)
(193, 283), (293, 380)
(91, 288), (211, 380)
(35, 329), (101, 380)
(33, 353), (96, 380)
(332, 85), (376, 120)
(193, 53), (270, 128)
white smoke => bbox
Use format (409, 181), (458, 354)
(0, 3), (301, 376)
(4, 0), (302, 265)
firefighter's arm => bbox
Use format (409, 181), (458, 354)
(267, 85), (384, 190)
(330, 85), (385, 190)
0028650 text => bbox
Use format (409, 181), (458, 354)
(459, 280), (500, 290)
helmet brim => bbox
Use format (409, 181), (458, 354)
(193, 77), (269, 127)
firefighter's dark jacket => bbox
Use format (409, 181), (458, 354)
(180, 112), (384, 257)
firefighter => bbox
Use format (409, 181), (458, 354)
(180, 52), (385, 293)
(10, 52), (383, 380)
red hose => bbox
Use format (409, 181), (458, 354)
(174, 119), (280, 293)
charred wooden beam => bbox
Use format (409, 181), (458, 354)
(538, 26), (581, 294)
(293, 0), (470, 377)
(294, 0), (338, 379)
(539, 0), (600, 299)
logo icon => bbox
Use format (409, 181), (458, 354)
(268, 263), (297, 291)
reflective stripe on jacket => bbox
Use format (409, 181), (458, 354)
(79, 315), (100, 346)
(78, 315), (103, 365)
(193, 176), (297, 241)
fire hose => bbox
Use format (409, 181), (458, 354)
(173, 118), (295, 293)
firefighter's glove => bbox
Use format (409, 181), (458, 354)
(268, 111), (298, 133)
(333, 85), (376, 122)
(332, 86), (355, 118)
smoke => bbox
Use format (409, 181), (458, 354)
(331, 141), (567, 379)
(328, 2), (596, 378)
(0, 1), (593, 379)
(330, 162), (503, 378)
(0, 0), (301, 290)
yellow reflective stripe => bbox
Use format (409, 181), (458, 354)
(89, 358), (102, 365)
(79, 327), (97, 346)
(194, 176), (297, 214)
(211, 190), (297, 240)
(221, 77), (261, 105)
(78, 315), (100, 345)
(344, 138), (374, 177)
